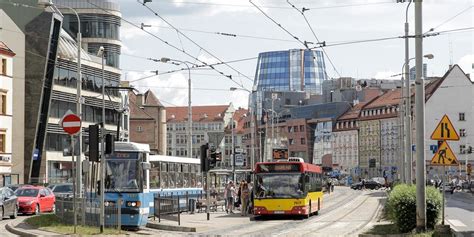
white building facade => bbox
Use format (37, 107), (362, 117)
(423, 65), (473, 178)
(0, 42), (15, 182)
(313, 119), (333, 165)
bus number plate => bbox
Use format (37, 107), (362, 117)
(274, 211), (284, 214)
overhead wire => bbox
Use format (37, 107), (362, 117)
(286, 0), (342, 78)
(424, 5), (473, 34)
(138, 0), (254, 86)
(86, 0), (248, 90)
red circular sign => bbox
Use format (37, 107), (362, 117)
(61, 114), (82, 135)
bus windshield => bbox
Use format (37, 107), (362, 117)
(105, 159), (141, 192)
(255, 173), (304, 199)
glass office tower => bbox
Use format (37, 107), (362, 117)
(254, 49), (327, 95)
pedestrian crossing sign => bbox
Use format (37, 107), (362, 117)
(430, 115), (460, 141)
(430, 141), (459, 166)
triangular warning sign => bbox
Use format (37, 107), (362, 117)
(431, 141), (459, 166)
(430, 115), (460, 141)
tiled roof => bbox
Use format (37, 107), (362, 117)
(337, 102), (367, 120)
(167, 105), (229, 123)
(144, 90), (163, 107)
(364, 88), (402, 109)
(0, 41), (15, 57)
(128, 92), (154, 120)
(362, 88), (383, 102)
(233, 108), (249, 134)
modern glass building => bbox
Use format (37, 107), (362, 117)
(254, 49), (327, 95)
(54, 0), (121, 68)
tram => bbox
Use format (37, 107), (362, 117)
(102, 142), (202, 227)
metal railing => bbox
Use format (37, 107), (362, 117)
(55, 196), (122, 229)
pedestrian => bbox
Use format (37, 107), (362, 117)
(240, 182), (250, 216)
(361, 179), (366, 190)
(327, 179), (331, 194)
(331, 180), (335, 192)
(225, 180), (235, 213)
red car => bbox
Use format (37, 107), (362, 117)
(15, 186), (55, 215)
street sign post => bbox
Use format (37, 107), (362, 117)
(429, 115), (460, 227)
(60, 112), (81, 234)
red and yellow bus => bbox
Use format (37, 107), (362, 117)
(253, 158), (323, 217)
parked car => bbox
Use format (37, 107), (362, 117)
(351, 180), (383, 190)
(15, 186), (55, 215)
(5, 184), (22, 192)
(50, 183), (73, 198)
(0, 187), (18, 219)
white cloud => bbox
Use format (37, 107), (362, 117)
(126, 72), (189, 106)
(230, 90), (249, 109)
(457, 54), (473, 76)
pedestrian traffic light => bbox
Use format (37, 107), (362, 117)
(468, 146), (473, 154)
(209, 148), (217, 169)
(200, 144), (209, 172)
(88, 124), (100, 162)
(216, 152), (222, 161)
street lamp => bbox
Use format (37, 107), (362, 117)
(97, 46), (106, 233)
(160, 58), (193, 158)
(401, 53), (434, 184)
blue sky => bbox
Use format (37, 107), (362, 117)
(118, 0), (473, 108)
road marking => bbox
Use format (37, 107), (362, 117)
(447, 219), (466, 227)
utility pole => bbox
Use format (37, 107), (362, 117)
(231, 112), (236, 182)
(404, 0), (413, 185)
(414, 0), (426, 231)
(98, 47), (106, 233)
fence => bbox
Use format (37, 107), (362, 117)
(55, 197), (122, 229)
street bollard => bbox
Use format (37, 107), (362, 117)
(186, 191), (189, 212)
(177, 195), (181, 226)
(158, 194), (161, 223)
(117, 196), (121, 233)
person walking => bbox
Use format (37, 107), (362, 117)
(225, 180), (235, 213)
(240, 181), (250, 216)
(326, 179), (332, 194)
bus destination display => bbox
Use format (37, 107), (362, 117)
(257, 164), (301, 173)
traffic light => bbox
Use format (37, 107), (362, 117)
(209, 148), (217, 169)
(216, 152), (222, 161)
(468, 146), (473, 154)
(105, 134), (115, 155)
(88, 124), (100, 162)
(200, 144), (209, 172)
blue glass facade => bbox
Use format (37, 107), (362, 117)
(254, 49), (327, 95)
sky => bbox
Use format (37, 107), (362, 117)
(118, 0), (473, 109)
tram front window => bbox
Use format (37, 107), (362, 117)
(105, 160), (141, 192)
(255, 174), (305, 199)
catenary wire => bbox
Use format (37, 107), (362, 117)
(286, 0), (342, 78)
(87, 0), (248, 90)
(424, 5), (473, 34)
(138, 0), (254, 85)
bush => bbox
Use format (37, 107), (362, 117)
(386, 184), (442, 233)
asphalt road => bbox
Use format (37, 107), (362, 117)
(445, 191), (474, 237)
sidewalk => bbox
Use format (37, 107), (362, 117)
(147, 209), (253, 233)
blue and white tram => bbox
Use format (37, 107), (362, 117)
(103, 142), (202, 227)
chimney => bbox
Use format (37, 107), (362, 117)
(136, 94), (145, 108)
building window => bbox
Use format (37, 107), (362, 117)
(301, 138), (306, 145)
(136, 126), (143, 132)
(300, 125), (304, 132)
(460, 129), (466, 137)
(0, 131), (5, 153)
(460, 145), (466, 154)
(1, 58), (6, 75)
(459, 113), (465, 121)
(289, 139), (294, 145)
(0, 93), (6, 115)
(294, 126), (298, 132)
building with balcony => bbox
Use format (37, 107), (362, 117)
(54, 0), (122, 68)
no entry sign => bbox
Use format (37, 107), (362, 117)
(61, 113), (82, 135)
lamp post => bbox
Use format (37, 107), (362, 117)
(401, 54), (433, 184)
(96, 46), (106, 233)
(40, 0), (84, 199)
(160, 58), (193, 158)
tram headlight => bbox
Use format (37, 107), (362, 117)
(126, 201), (141, 207)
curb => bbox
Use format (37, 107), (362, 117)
(146, 222), (196, 232)
(6, 222), (69, 237)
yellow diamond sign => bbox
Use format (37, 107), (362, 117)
(431, 141), (459, 166)
(430, 115), (460, 141)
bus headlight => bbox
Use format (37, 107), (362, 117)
(126, 201), (141, 207)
